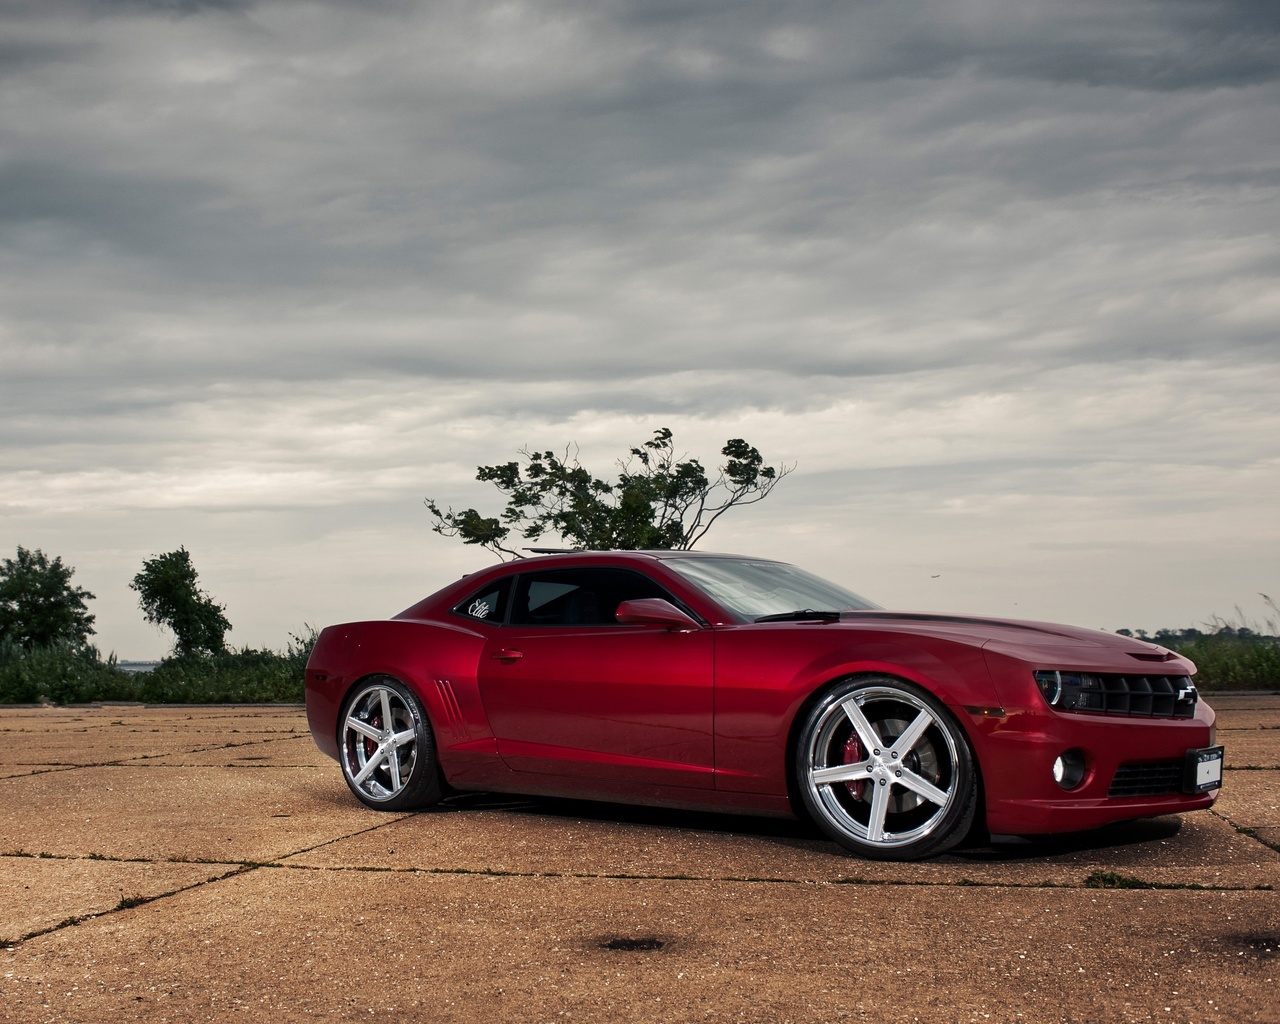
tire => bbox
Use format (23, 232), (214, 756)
(795, 676), (977, 860)
(338, 676), (444, 811)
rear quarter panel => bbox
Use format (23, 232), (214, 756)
(304, 618), (500, 784)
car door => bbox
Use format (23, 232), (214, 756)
(477, 567), (715, 789)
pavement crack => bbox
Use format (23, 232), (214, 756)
(1, 850), (167, 865)
(0, 735), (315, 775)
(1081, 868), (1273, 891)
(0, 765), (81, 778)
(268, 815), (419, 862)
(1209, 808), (1280, 854)
(135, 759), (316, 770)
(249, 861), (1277, 893)
(0, 848), (292, 869)
(1, 865), (248, 950)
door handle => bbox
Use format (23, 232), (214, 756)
(490, 649), (524, 662)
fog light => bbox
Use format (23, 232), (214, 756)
(1053, 750), (1086, 790)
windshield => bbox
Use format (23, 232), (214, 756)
(665, 558), (880, 621)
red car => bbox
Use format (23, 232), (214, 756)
(304, 551), (1222, 860)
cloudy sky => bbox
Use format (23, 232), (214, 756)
(2, 0), (1278, 658)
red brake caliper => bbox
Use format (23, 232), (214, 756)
(843, 732), (864, 799)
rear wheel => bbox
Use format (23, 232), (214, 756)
(796, 677), (976, 860)
(338, 677), (443, 811)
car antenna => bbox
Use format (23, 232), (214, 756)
(523, 547), (584, 554)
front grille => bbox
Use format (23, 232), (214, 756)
(1034, 671), (1198, 718)
(1109, 760), (1184, 797)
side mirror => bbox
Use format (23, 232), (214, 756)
(614, 598), (701, 631)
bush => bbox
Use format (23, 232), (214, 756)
(131, 637), (312, 703)
(1160, 631), (1280, 691)
(0, 629), (316, 705)
(1119, 597), (1280, 691)
(0, 641), (131, 704)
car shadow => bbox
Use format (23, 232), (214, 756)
(440, 791), (828, 844)
(944, 815), (1185, 863)
(437, 790), (1188, 863)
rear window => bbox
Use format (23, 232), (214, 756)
(451, 577), (512, 624)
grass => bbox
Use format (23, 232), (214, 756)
(0, 630), (315, 705)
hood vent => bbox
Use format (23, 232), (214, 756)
(1127, 649), (1178, 662)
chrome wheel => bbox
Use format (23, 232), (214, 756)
(339, 678), (442, 810)
(797, 678), (976, 859)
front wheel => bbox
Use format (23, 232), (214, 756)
(338, 677), (443, 811)
(795, 677), (977, 860)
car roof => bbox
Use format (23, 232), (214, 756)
(513, 549), (773, 563)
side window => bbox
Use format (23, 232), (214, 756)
(511, 568), (670, 627)
(452, 577), (511, 624)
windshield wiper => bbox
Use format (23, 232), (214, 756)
(753, 609), (842, 623)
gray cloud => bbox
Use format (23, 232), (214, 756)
(874, 0), (1280, 91)
(1, 0), (1277, 653)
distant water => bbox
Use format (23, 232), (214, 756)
(117, 661), (161, 674)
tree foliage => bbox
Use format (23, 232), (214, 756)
(0, 546), (97, 649)
(426, 427), (790, 558)
(130, 547), (232, 658)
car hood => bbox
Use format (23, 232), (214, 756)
(838, 610), (1187, 669)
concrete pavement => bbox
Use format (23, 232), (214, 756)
(1, 697), (1277, 1023)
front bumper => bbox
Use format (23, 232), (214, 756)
(972, 658), (1219, 837)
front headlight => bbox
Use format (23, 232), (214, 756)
(1034, 670), (1106, 712)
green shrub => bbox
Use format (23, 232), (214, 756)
(132, 644), (308, 703)
(1119, 597), (1280, 691)
(1162, 632), (1280, 691)
(0, 641), (134, 704)
(0, 629), (317, 704)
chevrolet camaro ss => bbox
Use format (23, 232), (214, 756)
(304, 551), (1222, 860)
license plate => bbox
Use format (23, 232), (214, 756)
(1183, 746), (1224, 794)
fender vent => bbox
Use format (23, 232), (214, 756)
(432, 678), (470, 741)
